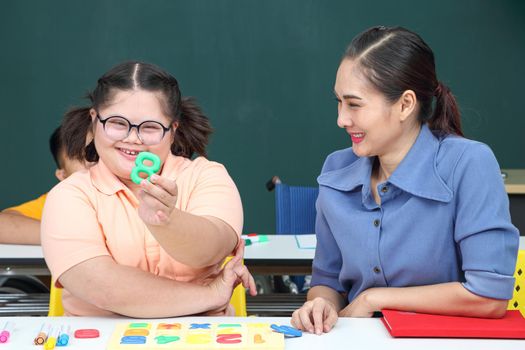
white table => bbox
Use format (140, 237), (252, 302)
(0, 235), (524, 276)
(244, 235), (315, 275)
(0, 235), (317, 276)
(0, 315), (522, 350)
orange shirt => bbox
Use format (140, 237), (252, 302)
(41, 154), (243, 316)
(6, 194), (47, 220)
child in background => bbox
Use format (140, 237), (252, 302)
(41, 61), (256, 317)
(0, 127), (87, 245)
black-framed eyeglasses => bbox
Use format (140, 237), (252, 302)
(96, 115), (171, 145)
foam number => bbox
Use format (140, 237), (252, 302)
(130, 152), (161, 184)
(157, 323), (181, 330)
(128, 323), (151, 329)
(120, 336), (146, 344)
(156, 323), (182, 337)
(123, 329), (149, 336)
(270, 324), (302, 338)
(155, 335), (180, 344)
(254, 334), (265, 344)
(216, 333), (242, 344)
(247, 323), (269, 329)
(217, 328), (241, 334)
(186, 333), (212, 344)
(217, 324), (242, 328)
(189, 323), (211, 329)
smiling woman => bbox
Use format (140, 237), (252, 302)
(292, 26), (519, 335)
(40, 61), (256, 317)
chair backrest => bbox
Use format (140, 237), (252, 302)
(230, 283), (247, 317)
(274, 183), (318, 234)
(222, 256), (247, 317)
(48, 282), (64, 316)
(508, 250), (525, 313)
(48, 270), (247, 317)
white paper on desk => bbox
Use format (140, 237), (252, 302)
(295, 235), (317, 249)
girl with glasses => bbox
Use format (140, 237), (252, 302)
(41, 61), (256, 317)
(291, 26), (519, 334)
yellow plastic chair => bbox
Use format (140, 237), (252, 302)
(48, 261), (247, 317)
(508, 250), (525, 314)
(230, 283), (247, 317)
(222, 256), (248, 317)
(48, 281), (64, 316)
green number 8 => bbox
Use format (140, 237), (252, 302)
(130, 152), (161, 184)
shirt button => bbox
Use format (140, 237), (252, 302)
(381, 186), (388, 193)
(373, 266), (381, 274)
(373, 219), (380, 227)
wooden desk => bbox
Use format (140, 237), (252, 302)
(0, 315), (522, 350)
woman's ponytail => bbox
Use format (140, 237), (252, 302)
(171, 97), (213, 158)
(429, 81), (463, 137)
(60, 107), (98, 162)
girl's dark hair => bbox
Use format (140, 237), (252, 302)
(344, 26), (463, 137)
(49, 126), (63, 168)
(61, 61), (213, 162)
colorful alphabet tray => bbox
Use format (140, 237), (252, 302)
(107, 322), (285, 350)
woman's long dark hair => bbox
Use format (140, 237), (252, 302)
(61, 61), (213, 162)
(344, 26), (463, 137)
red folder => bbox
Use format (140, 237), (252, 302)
(381, 309), (525, 339)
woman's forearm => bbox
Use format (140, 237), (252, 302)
(365, 282), (508, 318)
(60, 256), (225, 318)
(147, 211), (238, 268)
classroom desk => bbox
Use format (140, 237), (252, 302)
(1, 235), (524, 277)
(0, 235), (316, 277)
(0, 235), (317, 277)
(244, 235), (315, 275)
(245, 235), (525, 275)
(0, 244), (48, 276)
(503, 169), (525, 194)
(0, 315), (522, 350)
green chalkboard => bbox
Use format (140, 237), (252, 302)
(1, 0), (524, 233)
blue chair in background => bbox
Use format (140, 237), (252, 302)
(273, 180), (318, 235)
(267, 176), (318, 292)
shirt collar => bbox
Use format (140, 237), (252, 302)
(318, 155), (373, 192)
(317, 124), (452, 203)
(388, 124), (452, 202)
(90, 159), (128, 196)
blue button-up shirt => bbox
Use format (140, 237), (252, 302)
(311, 124), (519, 302)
